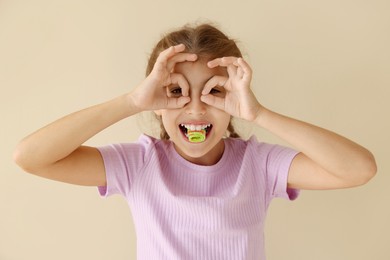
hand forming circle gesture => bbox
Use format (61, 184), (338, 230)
(131, 44), (197, 111)
(201, 57), (262, 122)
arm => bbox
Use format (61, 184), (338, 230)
(255, 108), (377, 189)
(203, 57), (377, 190)
(13, 44), (197, 186)
(13, 94), (138, 186)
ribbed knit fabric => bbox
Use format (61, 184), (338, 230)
(97, 134), (299, 260)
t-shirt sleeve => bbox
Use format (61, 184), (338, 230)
(264, 144), (300, 201)
(96, 136), (151, 198)
(249, 136), (300, 201)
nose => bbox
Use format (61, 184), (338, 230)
(185, 94), (207, 115)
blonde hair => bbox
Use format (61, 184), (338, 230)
(147, 23), (241, 139)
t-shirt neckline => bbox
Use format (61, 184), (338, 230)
(168, 138), (232, 173)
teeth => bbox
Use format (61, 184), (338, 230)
(180, 124), (211, 131)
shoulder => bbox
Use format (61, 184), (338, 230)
(108, 134), (168, 150)
(134, 134), (175, 163)
(138, 134), (172, 154)
(225, 135), (276, 152)
(98, 134), (171, 162)
(225, 135), (297, 162)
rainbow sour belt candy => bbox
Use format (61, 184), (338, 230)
(187, 129), (206, 143)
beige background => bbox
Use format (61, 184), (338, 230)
(1, 0), (389, 259)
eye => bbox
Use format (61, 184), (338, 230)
(208, 87), (225, 97)
(209, 88), (221, 94)
(169, 87), (182, 96)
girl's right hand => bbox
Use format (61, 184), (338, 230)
(130, 44), (197, 112)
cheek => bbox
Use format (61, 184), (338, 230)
(214, 111), (231, 130)
(161, 111), (178, 130)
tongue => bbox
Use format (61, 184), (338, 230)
(187, 130), (206, 143)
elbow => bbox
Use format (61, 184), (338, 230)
(362, 152), (377, 184)
(13, 143), (36, 174)
(13, 146), (28, 172)
(352, 150), (377, 187)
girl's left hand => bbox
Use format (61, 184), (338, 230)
(201, 57), (262, 122)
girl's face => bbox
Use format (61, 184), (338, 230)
(157, 60), (231, 166)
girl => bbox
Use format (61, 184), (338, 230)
(14, 24), (376, 259)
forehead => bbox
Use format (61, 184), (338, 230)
(174, 60), (227, 83)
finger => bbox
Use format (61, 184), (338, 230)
(202, 75), (228, 95)
(170, 73), (190, 96)
(156, 44), (186, 64)
(200, 94), (225, 111)
(166, 53), (197, 72)
(237, 66), (244, 78)
(207, 57), (239, 68)
(237, 58), (252, 82)
(227, 64), (237, 78)
(166, 96), (191, 109)
(208, 57), (237, 67)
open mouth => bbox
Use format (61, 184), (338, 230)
(179, 123), (213, 141)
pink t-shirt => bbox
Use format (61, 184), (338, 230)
(98, 134), (299, 260)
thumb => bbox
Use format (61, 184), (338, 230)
(165, 96), (191, 109)
(201, 94), (225, 111)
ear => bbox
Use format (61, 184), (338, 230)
(154, 110), (162, 116)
